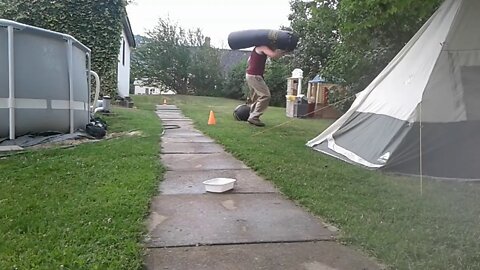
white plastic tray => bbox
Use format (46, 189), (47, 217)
(202, 178), (236, 193)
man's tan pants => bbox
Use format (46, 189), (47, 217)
(246, 74), (271, 120)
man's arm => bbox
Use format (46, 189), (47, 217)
(255, 46), (286, 59)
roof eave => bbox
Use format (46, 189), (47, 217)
(122, 14), (136, 48)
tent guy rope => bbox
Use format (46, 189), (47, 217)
(251, 94), (356, 137)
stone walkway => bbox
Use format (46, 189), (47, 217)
(144, 104), (382, 270)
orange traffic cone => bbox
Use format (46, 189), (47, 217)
(163, 98), (167, 105)
(208, 110), (216, 125)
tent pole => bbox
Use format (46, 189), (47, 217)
(419, 102), (423, 196)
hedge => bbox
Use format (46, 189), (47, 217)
(0, 0), (127, 96)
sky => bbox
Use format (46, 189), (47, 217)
(126, 0), (293, 48)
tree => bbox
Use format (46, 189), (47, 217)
(222, 60), (249, 100)
(264, 58), (291, 107)
(188, 41), (224, 96)
(132, 18), (223, 95)
(324, 0), (442, 94)
(289, 0), (339, 81)
(288, 0), (442, 111)
(0, 0), (127, 96)
(132, 18), (191, 93)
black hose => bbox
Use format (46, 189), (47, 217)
(162, 124), (181, 130)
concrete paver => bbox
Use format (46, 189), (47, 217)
(156, 110), (183, 115)
(161, 121), (195, 134)
(0, 145), (23, 151)
(161, 153), (248, 171)
(145, 194), (335, 247)
(156, 111), (187, 119)
(156, 110), (183, 114)
(146, 242), (382, 270)
(156, 115), (189, 120)
(156, 105), (179, 110)
(163, 129), (205, 137)
(161, 142), (224, 154)
(162, 136), (215, 143)
(161, 120), (194, 128)
(159, 169), (278, 194)
(161, 119), (193, 123)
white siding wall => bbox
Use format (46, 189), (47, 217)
(117, 29), (132, 97)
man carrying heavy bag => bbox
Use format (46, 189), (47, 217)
(228, 29), (297, 127)
(244, 46), (286, 127)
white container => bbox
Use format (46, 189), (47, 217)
(202, 178), (236, 193)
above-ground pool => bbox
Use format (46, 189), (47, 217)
(0, 19), (91, 139)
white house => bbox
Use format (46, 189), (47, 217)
(134, 79), (161, 95)
(133, 79), (177, 95)
(117, 14), (136, 97)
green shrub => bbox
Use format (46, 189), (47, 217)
(0, 0), (126, 96)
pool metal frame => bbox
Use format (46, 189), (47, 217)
(1, 19), (92, 140)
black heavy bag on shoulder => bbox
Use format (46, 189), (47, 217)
(228, 29), (298, 51)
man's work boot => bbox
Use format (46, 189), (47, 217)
(247, 118), (266, 127)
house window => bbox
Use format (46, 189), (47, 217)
(122, 39), (126, 66)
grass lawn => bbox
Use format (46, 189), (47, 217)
(135, 94), (480, 270)
(0, 107), (162, 269)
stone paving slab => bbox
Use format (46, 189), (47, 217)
(156, 110), (183, 114)
(145, 242), (382, 270)
(157, 116), (188, 120)
(156, 112), (184, 115)
(0, 145), (24, 151)
(157, 114), (186, 119)
(145, 194), (335, 247)
(161, 120), (194, 128)
(156, 105), (179, 110)
(162, 136), (215, 143)
(159, 169), (278, 194)
(162, 126), (197, 133)
(161, 142), (224, 154)
(156, 111), (185, 116)
(162, 129), (205, 138)
(162, 153), (248, 171)
(161, 118), (193, 123)
(156, 115), (189, 120)
(156, 109), (181, 113)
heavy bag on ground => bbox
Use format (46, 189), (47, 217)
(228, 29), (298, 51)
(233, 104), (250, 121)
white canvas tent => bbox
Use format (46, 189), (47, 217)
(307, 0), (480, 180)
